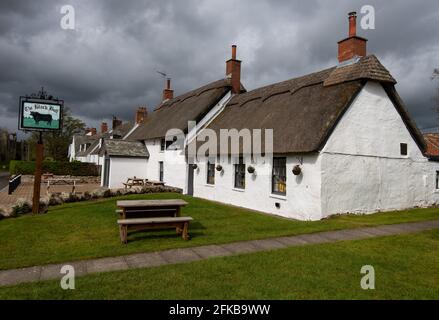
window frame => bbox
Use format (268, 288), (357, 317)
(206, 161), (215, 185)
(436, 171), (439, 190)
(159, 161), (164, 182)
(272, 157), (287, 196)
(234, 157), (246, 189)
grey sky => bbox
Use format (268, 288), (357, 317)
(0, 0), (438, 136)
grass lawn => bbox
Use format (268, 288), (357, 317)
(0, 192), (438, 270)
(1, 229), (438, 299)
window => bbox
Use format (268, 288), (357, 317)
(436, 171), (439, 189)
(160, 138), (175, 151)
(272, 157), (286, 195)
(234, 157), (245, 189)
(400, 143), (408, 156)
(159, 161), (164, 182)
(207, 161), (215, 185)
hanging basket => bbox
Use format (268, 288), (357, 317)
(247, 166), (255, 174)
(216, 164), (223, 172)
(292, 165), (302, 176)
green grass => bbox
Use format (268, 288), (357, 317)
(1, 230), (438, 299)
(0, 192), (438, 270)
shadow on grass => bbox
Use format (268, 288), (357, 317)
(123, 221), (206, 243)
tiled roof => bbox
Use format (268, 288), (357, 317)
(101, 139), (149, 158)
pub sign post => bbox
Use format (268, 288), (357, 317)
(18, 88), (64, 214)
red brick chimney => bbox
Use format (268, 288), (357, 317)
(338, 12), (367, 63)
(162, 78), (174, 101)
(135, 106), (148, 124)
(226, 45), (242, 94)
(90, 128), (97, 136)
(112, 116), (122, 130)
(100, 122), (108, 134)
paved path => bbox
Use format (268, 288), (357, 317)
(1, 219), (439, 287)
(0, 182), (100, 206)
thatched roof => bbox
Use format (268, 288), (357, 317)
(112, 121), (135, 138)
(101, 139), (149, 158)
(128, 78), (241, 140)
(423, 133), (439, 156)
(199, 55), (425, 154)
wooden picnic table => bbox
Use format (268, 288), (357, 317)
(46, 178), (80, 194)
(116, 199), (188, 219)
(123, 177), (146, 189)
(116, 199), (191, 243)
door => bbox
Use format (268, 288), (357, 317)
(103, 156), (110, 187)
(187, 164), (195, 195)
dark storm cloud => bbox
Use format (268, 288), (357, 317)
(0, 0), (438, 134)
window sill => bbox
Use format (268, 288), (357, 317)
(205, 184), (215, 188)
(270, 193), (287, 201)
(232, 187), (245, 192)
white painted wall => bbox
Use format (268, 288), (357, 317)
(144, 139), (164, 182)
(320, 81), (439, 217)
(193, 153), (322, 220)
(108, 157), (148, 189)
(164, 148), (187, 192)
(142, 139), (187, 192)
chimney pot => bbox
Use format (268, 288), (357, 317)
(231, 45), (237, 60)
(348, 11), (357, 37)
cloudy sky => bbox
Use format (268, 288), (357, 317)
(1, 0), (438, 137)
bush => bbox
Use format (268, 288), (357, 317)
(9, 160), (100, 176)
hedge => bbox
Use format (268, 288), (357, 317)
(9, 160), (101, 176)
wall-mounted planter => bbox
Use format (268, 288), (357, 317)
(292, 165), (302, 176)
(216, 164), (223, 172)
(247, 166), (255, 174)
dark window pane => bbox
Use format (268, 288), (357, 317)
(207, 161), (215, 185)
(159, 161), (164, 182)
(400, 143), (407, 156)
(272, 157), (286, 195)
(234, 157), (245, 189)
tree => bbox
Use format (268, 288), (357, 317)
(27, 107), (86, 161)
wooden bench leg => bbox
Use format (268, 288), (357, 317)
(182, 222), (189, 240)
(119, 225), (128, 244)
(176, 227), (182, 235)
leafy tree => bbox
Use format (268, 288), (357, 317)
(27, 107), (85, 161)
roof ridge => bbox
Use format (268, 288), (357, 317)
(154, 78), (231, 111)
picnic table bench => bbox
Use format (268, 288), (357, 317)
(116, 199), (191, 243)
(122, 177), (146, 189)
(145, 180), (165, 186)
(46, 178), (79, 194)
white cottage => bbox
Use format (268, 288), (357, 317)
(190, 12), (439, 220)
(100, 12), (439, 220)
